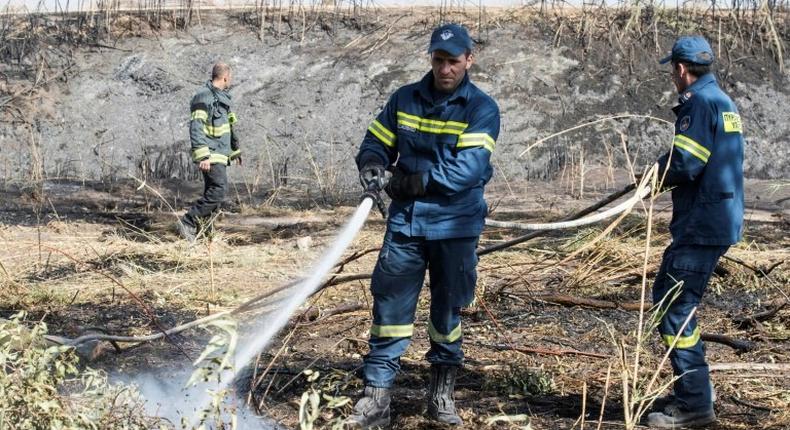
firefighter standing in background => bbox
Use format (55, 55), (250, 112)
(346, 24), (500, 429)
(176, 62), (242, 242)
(648, 35), (745, 428)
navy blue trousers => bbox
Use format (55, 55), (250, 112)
(653, 242), (728, 411)
(363, 230), (478, 388)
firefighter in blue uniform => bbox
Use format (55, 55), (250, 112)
(345, 24), (500, 429)
(647, 36), (745, 428)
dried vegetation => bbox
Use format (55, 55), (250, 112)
(0, 1), (788, 429)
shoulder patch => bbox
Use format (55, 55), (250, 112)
(679, 115), (691, 132)
(722, 112), (742, 133)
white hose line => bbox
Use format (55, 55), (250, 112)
(485, 180), (652, 231)
(189, 197), (375, 425)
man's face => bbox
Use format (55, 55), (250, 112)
(431, 50), (472, 93)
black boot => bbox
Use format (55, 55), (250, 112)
(174, 218), (196, 242)
(344, 386), (391, 429)
(427, 365), (462, 425)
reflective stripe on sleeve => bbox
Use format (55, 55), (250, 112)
(662, 326), (701, 349)
(192, 146), (210, 161)
(457, 133), (496, 152)
(368, 119), (396, 148)
(208, 153), (229, 165)
(427, 321), (462, 343)
(673, 134), (710, 163)
(370, 324), (414, 338)
(191, 110), (208, 121)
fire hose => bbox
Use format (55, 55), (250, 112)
(46, 168), (656, 350)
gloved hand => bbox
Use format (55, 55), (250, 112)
(384, 170), (426, 201)
(359, 163), (387, 218)
(359, 163), (386, 192)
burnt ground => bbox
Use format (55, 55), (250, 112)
(0, 173), (787, 429)
(1, 5), (789, 429)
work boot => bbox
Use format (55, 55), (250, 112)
(653, 382), (717, 412)
(174, 219), (196, 242)
(647, 403), (716, 428)
(426, 364), (463, 425)
(344, 386), (390, 429)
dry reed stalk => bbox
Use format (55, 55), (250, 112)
(208, 239), (216, 307)
(580, 380), (587, 429)
(579, 146), (585, 199)
(519, 114), (672, 158)
(630, 165), (658, 407)
(251, 322), (298, 410)
(596, 363), (612, 430)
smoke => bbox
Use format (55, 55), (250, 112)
(114, 369), (284, 429)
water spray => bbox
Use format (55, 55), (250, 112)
(189, 196), (376, 425)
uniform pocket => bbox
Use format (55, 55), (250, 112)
(699, 191), (734, 203)
(670, 248), (717, 273)
(453, 252), (478, 307)
(399, 131), (433, 154)
(666, 246), (724, 301)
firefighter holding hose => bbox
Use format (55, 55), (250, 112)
(647, 35), (745, 428)
(347, 24), (500, 428)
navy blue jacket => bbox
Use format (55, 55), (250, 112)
(357, 72), (500, 240)
(657, 73), (744, 246)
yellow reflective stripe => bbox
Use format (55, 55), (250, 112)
(208, 153), (229, 165)
(428, 321), (462, 343)
(229, 149), (241, 160)
(673, 134), (710, 163)
(203, 124), (231, 137)
(228, 112), (238, 125)
(370, 324), (414, 338)
(192, 146), (210, 161)
(396, 111), (468, 135)
(662, 326), (701, 349)
(457, 133), (496, 152)
(368, 119), (396, 148)
(191, 110), (208, 121)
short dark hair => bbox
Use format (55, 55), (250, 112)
(674, 61), (712, 78)
(211, 62), (231, 80)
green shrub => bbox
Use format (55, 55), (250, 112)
(0, 312), (160, 430)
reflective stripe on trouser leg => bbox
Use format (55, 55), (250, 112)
(184, 163), (228, 228)
(364, 231), (426, 388)
(652, 243), (728, 411)
(425, 236), (478, 366)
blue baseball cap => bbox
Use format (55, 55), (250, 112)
(659, 35), (714, 65)
(428, 23), (473, 57)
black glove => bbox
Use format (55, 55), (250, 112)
(359, 163), (387, 218)
(384, 170), (426, 201)
(359, 163), (386, 192)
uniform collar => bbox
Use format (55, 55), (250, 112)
(416, 72), (471, 105)
(207, 81), (232, 104)
(677, 73), (716, 104)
